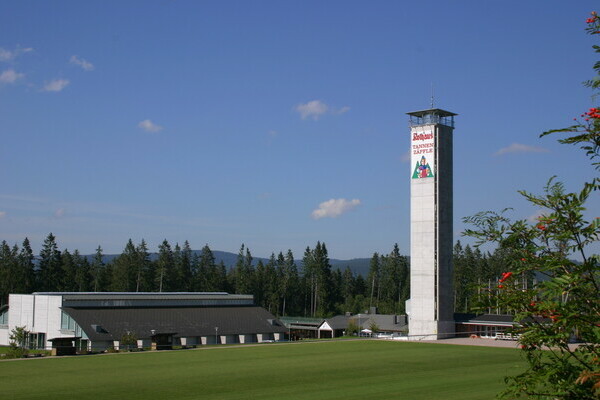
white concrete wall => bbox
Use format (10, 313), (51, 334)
(410, 175), (437, 335)
(36, 295), (64, 349)
(0, 327), (8, 346)
(8, 295), (34, 330)
(409, 122), (455, 339)
(4, 294), (74, 349)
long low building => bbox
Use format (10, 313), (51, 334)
(0, 292), (287, 351)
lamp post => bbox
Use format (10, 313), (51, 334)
(215, 327), (218, 345)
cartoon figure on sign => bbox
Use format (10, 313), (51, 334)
(412, 156), (434, 179)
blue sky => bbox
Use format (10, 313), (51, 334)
(1, 1), (598, 259)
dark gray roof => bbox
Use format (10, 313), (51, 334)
(279, 316), (324, 329)
(351, 314), (407, 332)
(64, 306), (287, 341)
(322, 315), (350, 330)
(470, 314), (514, 324)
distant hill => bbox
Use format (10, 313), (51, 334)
(88, 250), (372, 277)
(329, 258), (371, 276)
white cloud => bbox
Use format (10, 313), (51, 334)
(0, 46), (33, 62)
(0, 48), (12, 62)
(43, 78), (70, 92)
(54, 208), (66, 218)
(333, 106), (350, 115)
(268, 130), (278, 137)
(495, 143), (549, 156)
(0, 69), (24, 84)
(295, 100), (329, 120)
(311, 198), (361, 219)
(0, 211), (6, 218)
(138, 119), (163, 133)
(295, 100), (350, 120)
(69, 55), (94, 71)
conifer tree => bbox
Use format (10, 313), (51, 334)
(60, 249), (77, 292)
(176, 241), (193, 291)
(196, 244), (215, 291)
(135, 240), (151, 292)
(90, 246), (104, 292)
(280, 249), (299, 316)
(72, 250), (90, 292)
(17, 238), (35, 294)
(37, 233), (62, 292)
(111, 239), (137, 291)
(263, 254), (279, 313)
(232, 244), (254, 294)
(0, 241), (16, 304)
(155, 239), (174, 292)
(367, 252), (381, 309)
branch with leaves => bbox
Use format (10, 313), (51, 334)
(463, 12), (600, 400)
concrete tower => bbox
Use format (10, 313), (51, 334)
(407, 108), (456, 339)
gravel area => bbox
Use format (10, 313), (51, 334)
(418, 337), (521, 348)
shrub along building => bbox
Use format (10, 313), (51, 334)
(0, 292), (287, 351)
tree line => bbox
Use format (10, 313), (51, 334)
(0, 234), (411, 317)
(1, 233), (509, 317)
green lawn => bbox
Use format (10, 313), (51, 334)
(0, 340), (524, 400)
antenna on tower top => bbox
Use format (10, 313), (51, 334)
(430, 84), (435, 109)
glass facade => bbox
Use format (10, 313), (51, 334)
(61, 311), (88, 339)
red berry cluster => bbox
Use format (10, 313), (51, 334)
(586, 11), (600, 34)
(580, 107), (600, 121)
(536, 216), (553, 231)
(499, 272), (513, 283)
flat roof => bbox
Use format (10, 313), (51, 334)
(30, 292), (255, 308)
(33, 292), (251, 301)
(406, 108), (457, 117)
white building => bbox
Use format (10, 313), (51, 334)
(0, 292), (287, 351)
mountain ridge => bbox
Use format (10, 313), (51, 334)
(87, 250), (372, 277)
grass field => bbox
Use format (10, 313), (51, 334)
(0, 340), (524, 400)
